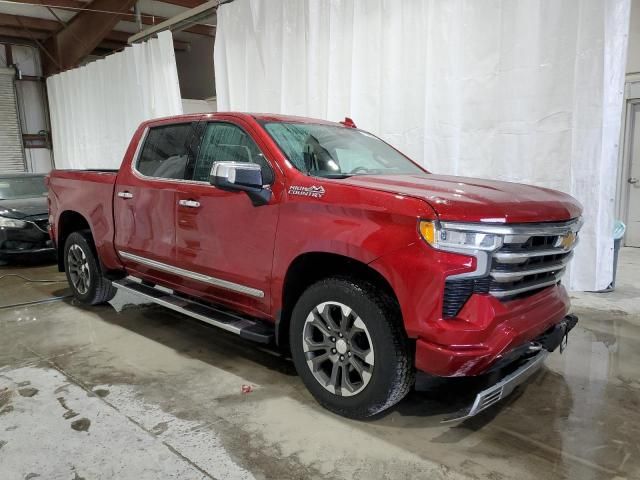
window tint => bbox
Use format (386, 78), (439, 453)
(136, 123), (195, 180)
(193, 123), (273, 183)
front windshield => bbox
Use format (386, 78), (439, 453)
(0, 176), (47, 200)
(263, 122), (425, 178)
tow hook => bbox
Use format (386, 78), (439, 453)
(560, 323), (569, 353)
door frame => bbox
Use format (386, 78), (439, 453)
(616, 75), (640, 246)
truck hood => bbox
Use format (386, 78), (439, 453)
(0, 197), (48, 220)
(340, 174), (582, 223)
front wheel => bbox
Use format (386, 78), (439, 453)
(63, 231), (116, 305)
(289, 277), (414, 419)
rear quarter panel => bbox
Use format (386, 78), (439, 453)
(48, 170), (121, 270)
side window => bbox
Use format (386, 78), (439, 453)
(193, 123), (273, 183)
(136, 123), (195, 180)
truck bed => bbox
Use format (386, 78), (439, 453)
(48, 169), (121, 271)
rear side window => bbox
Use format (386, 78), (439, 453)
(192, 123), (273, 183)
(136, 123), (195, 180)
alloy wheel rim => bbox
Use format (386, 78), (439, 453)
(302, 301), (375, 397)
(67, 244), (90, 295)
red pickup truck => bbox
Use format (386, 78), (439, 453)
(47, 113), (582, 420)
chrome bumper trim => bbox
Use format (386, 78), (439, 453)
(442, 350), (549, 422)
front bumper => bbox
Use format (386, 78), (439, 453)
(367, 232), (577, 378)
(0, 222), (55, 258)
(414, 284), (571, 377)
(441, 314), (578, 421)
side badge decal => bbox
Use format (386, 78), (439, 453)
(288, 185), (326, 198)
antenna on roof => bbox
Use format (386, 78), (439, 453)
(340, 117), (357, 128)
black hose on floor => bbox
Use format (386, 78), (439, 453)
(0, 295), (72, 310)
(0, 273), (67, 283)
(0, 273), (70, 309)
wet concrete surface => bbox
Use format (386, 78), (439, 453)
(0, 250), (639, 479)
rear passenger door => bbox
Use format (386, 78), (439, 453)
(114, 120), (199, 282)
(174, 120), (280, 317)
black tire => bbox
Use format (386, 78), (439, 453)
(63, 230), (116, 305)
(289, 277), (414, 419)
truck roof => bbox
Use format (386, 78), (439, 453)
(143, 112), (344, 127)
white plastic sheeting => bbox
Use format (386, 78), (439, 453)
(47, 31), (183, 170)
(214, 0), (631, 291)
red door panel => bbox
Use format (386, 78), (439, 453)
(113, 176), (178, 267)
(174, 182), (279, 317)
(173, 119), (283, 318)
(113, 120), (197, 279)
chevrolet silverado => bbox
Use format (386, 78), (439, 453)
(47, 113), (582, 419)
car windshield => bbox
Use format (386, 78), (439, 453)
(0, 176), (47, 200)
(263, 122), (425, 178)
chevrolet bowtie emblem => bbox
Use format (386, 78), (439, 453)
(558, 232), (577, 250)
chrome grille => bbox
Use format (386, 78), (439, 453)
(488, 220), (581, 299)
(441, 218), (581, 316)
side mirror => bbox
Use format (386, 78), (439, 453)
(210, 161), (272, 206)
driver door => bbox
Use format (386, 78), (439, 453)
(174, 119), (280, 317)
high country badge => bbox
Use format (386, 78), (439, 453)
(288, 185), (326, 198)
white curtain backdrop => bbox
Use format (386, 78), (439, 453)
(47, 31), (183, 170)
(214, 0), (630, 291)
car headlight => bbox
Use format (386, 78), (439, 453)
(419, 220), (503, 252)
(0, 216), (27, 228)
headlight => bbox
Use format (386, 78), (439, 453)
(0, 216), (27, 228)
(419, 220), (502, 252)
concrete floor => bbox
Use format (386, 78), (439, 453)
(0, 250), (639, 480)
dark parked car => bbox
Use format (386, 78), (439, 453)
(0, 173), (54, 262)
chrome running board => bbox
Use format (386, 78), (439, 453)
(113, 277), (274, 344)
(442, 350), (549, 422)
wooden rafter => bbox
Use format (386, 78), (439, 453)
(2, 0), (214, 36)
(0, 13), (189, 47)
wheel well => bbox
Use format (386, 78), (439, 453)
(278, 252), (400, 348)
(56, 211), (91, 271)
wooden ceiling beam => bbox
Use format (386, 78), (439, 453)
(2, 0), (214, 36)
(0, 25), (50, 40)
(0, 12), (61, 32)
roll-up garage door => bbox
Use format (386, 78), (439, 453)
(0, 67), (25, 173)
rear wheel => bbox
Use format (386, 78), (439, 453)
(64, 231), (116, 305)
(290, 277), (414, 419)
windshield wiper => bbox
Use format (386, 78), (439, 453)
(308, 173), (353, 179)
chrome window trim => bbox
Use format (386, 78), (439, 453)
(131, 124), (211, 186)
(131, 121), (276, 186)
(118, 251), (265, 299)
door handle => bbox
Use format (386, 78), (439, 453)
(178, 199), (200, 208)
(117, 191), (133, 199)
(629, 177), (639, 185)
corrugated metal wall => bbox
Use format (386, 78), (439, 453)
(0, 67), (25, 173)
